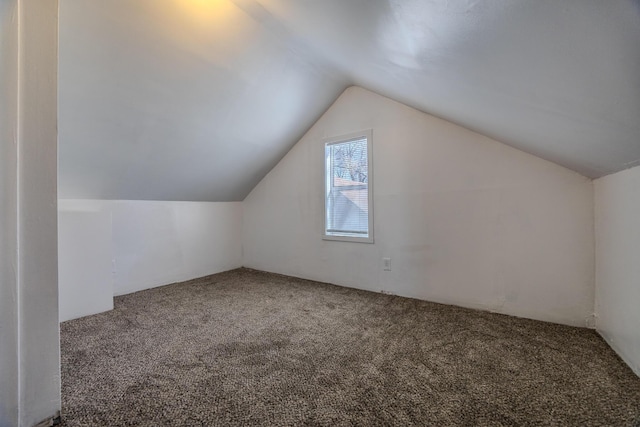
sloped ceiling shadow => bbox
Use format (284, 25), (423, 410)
(58, 0), (640, 201)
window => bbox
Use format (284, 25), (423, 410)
(323, 130), (373, 243)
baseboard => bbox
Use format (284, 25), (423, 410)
(33, 412), (61, 427)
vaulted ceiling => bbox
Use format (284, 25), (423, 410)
(58, 0), (640, 201)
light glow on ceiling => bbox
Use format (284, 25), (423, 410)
(175, 0), (237, 27)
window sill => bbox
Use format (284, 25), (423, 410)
(322, 234), (374, 244)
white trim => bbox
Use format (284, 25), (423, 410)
(322, 129), (374, 244)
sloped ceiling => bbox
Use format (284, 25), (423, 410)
(58, 0), (349, 201)
(58, 0), (640, 201)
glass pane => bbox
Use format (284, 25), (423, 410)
(326, 138), (368, 237)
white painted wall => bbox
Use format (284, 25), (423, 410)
(58, 209), (114, 322)
(111, 201), (242, 295)
(243, 86), (595, 327)
(0, 1), (20, 424)
(0, 1), (60, 426)
(58, 200), (242, 303)
(17, 1), (60, 425)
(595, 165), (640, 376)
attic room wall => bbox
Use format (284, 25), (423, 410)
(55, 0), (344, 318)
(243, 86), (595, 327)
(595, 165), (640, 376)
(58, 204), (113, 321)
(58, 200), (242, 320)
(0, 0), (60, 425)
(0, 0), (20, 423)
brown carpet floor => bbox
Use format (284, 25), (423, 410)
(60, 268), (640, 426)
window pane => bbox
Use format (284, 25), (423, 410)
(325, 137), (369, 238)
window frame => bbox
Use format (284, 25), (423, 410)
(322, 129), (374, 244)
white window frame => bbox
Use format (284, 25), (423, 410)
(322, 129), (374, 243)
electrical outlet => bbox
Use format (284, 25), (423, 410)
(383, 257), (391, 271)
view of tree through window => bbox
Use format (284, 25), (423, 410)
(324, 133), (372, 242)
(331, 140), (368, 184)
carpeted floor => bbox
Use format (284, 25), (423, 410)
(60, 268), (640, 426)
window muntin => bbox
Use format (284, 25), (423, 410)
(323, 130), (373, 243)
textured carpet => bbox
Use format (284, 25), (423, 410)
(60, 268), (640, 426)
